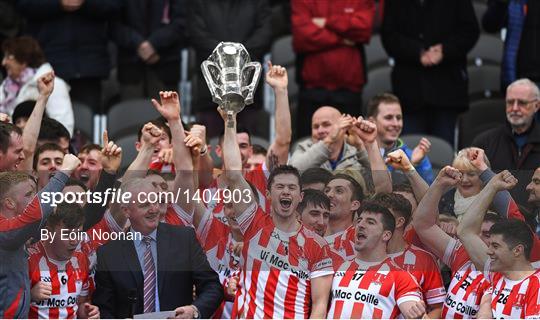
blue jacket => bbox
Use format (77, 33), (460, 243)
(384, 139), (434, 184)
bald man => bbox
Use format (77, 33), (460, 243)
(290, 106), (370, 173)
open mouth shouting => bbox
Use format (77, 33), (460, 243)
(356, 230), (367, 242)
(78, 172), (90, 183)
(279, 197), (293, 210)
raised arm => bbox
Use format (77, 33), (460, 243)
(219, 109), (255, 218)
(457, 170), (518, 270)
(183, 130), (212, 229)
(122, 123), (162, 182)
(468, 148), (520, 219)
(386, 149), (429, 202)
(20, 72), (54, 171)
(83, 131), (123, 230)
(152, 91), (194, 215)
(350, 117), (392, 194)
(185, 124), (214, 188)
(265, 62), (291, 170)
(0, 154), (79, 250)
(289, 115), (353, 171)
(412, 167), (462, 259)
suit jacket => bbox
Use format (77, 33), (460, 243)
(92, 223), (223, 318)
(381, 0), (480, 110)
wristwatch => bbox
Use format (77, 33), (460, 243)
(190, 305), (200, 319)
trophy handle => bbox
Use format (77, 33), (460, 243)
(241, 62), (262, 105)
(201, 60), (223, 104)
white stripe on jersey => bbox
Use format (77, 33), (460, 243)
(328, 258), (422, 319)
(233, 206), (333, 318)
(29, 243), (89, 319)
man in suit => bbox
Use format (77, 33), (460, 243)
(92, 176), (223, 318)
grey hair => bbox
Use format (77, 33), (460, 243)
(119, 177), (151, 205)
(507, 78), (540, 100)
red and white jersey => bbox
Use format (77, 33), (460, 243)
(148, 159), (175, 173)
(78, 210), (124, 294)
(389, 244), (446, 306)
(325, 225), (356, 269)
(232, 204), (334, 318)
(28, 242), (90, 319)
(196, 205), (241, 319)
(80, 210), (123, 270)
(484, 261), (540, 319)
(441, 238), (490, 319)
(163, 203), (192, 227)
(328, 258), (423, 319)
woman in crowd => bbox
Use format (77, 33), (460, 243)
(0, 36), (74, 135)
(439, 147), (516, 220)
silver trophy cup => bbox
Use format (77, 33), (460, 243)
(201, 42), (262, 115)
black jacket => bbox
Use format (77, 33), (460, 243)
(17, 0), (121, 80)
(483, 0), (540, 87)
(381, 0), (480, 110)
(188, 0), (272, 111)
(110, 0), (187, 84)
(472, 121), (540, 206)
(92, 223), (223, 319)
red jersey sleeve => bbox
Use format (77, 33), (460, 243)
(525, 275), (540, 319)
(421, 253), (446, 305)
(302, 231), (333, 278)
(403, 226), (426, 249)
(395, 270), (423, 305)
(442, 238), (470, 271)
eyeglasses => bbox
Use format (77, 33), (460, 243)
(505, 99), (538, 109)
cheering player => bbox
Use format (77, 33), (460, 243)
(199, 61), (292, 213)
(328, 202), (426, 319)
(412, 167), (493, 318)
(373, 192), (446, 318)
(28, 203), (99, 319)
(298, 189), (331, 237)
(0, 154), (80, 318)
(220, 105), (333, 318)
(323, 117), (392, 264)
(324, 173), (363, 263)
(457, 171), (540, 319)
